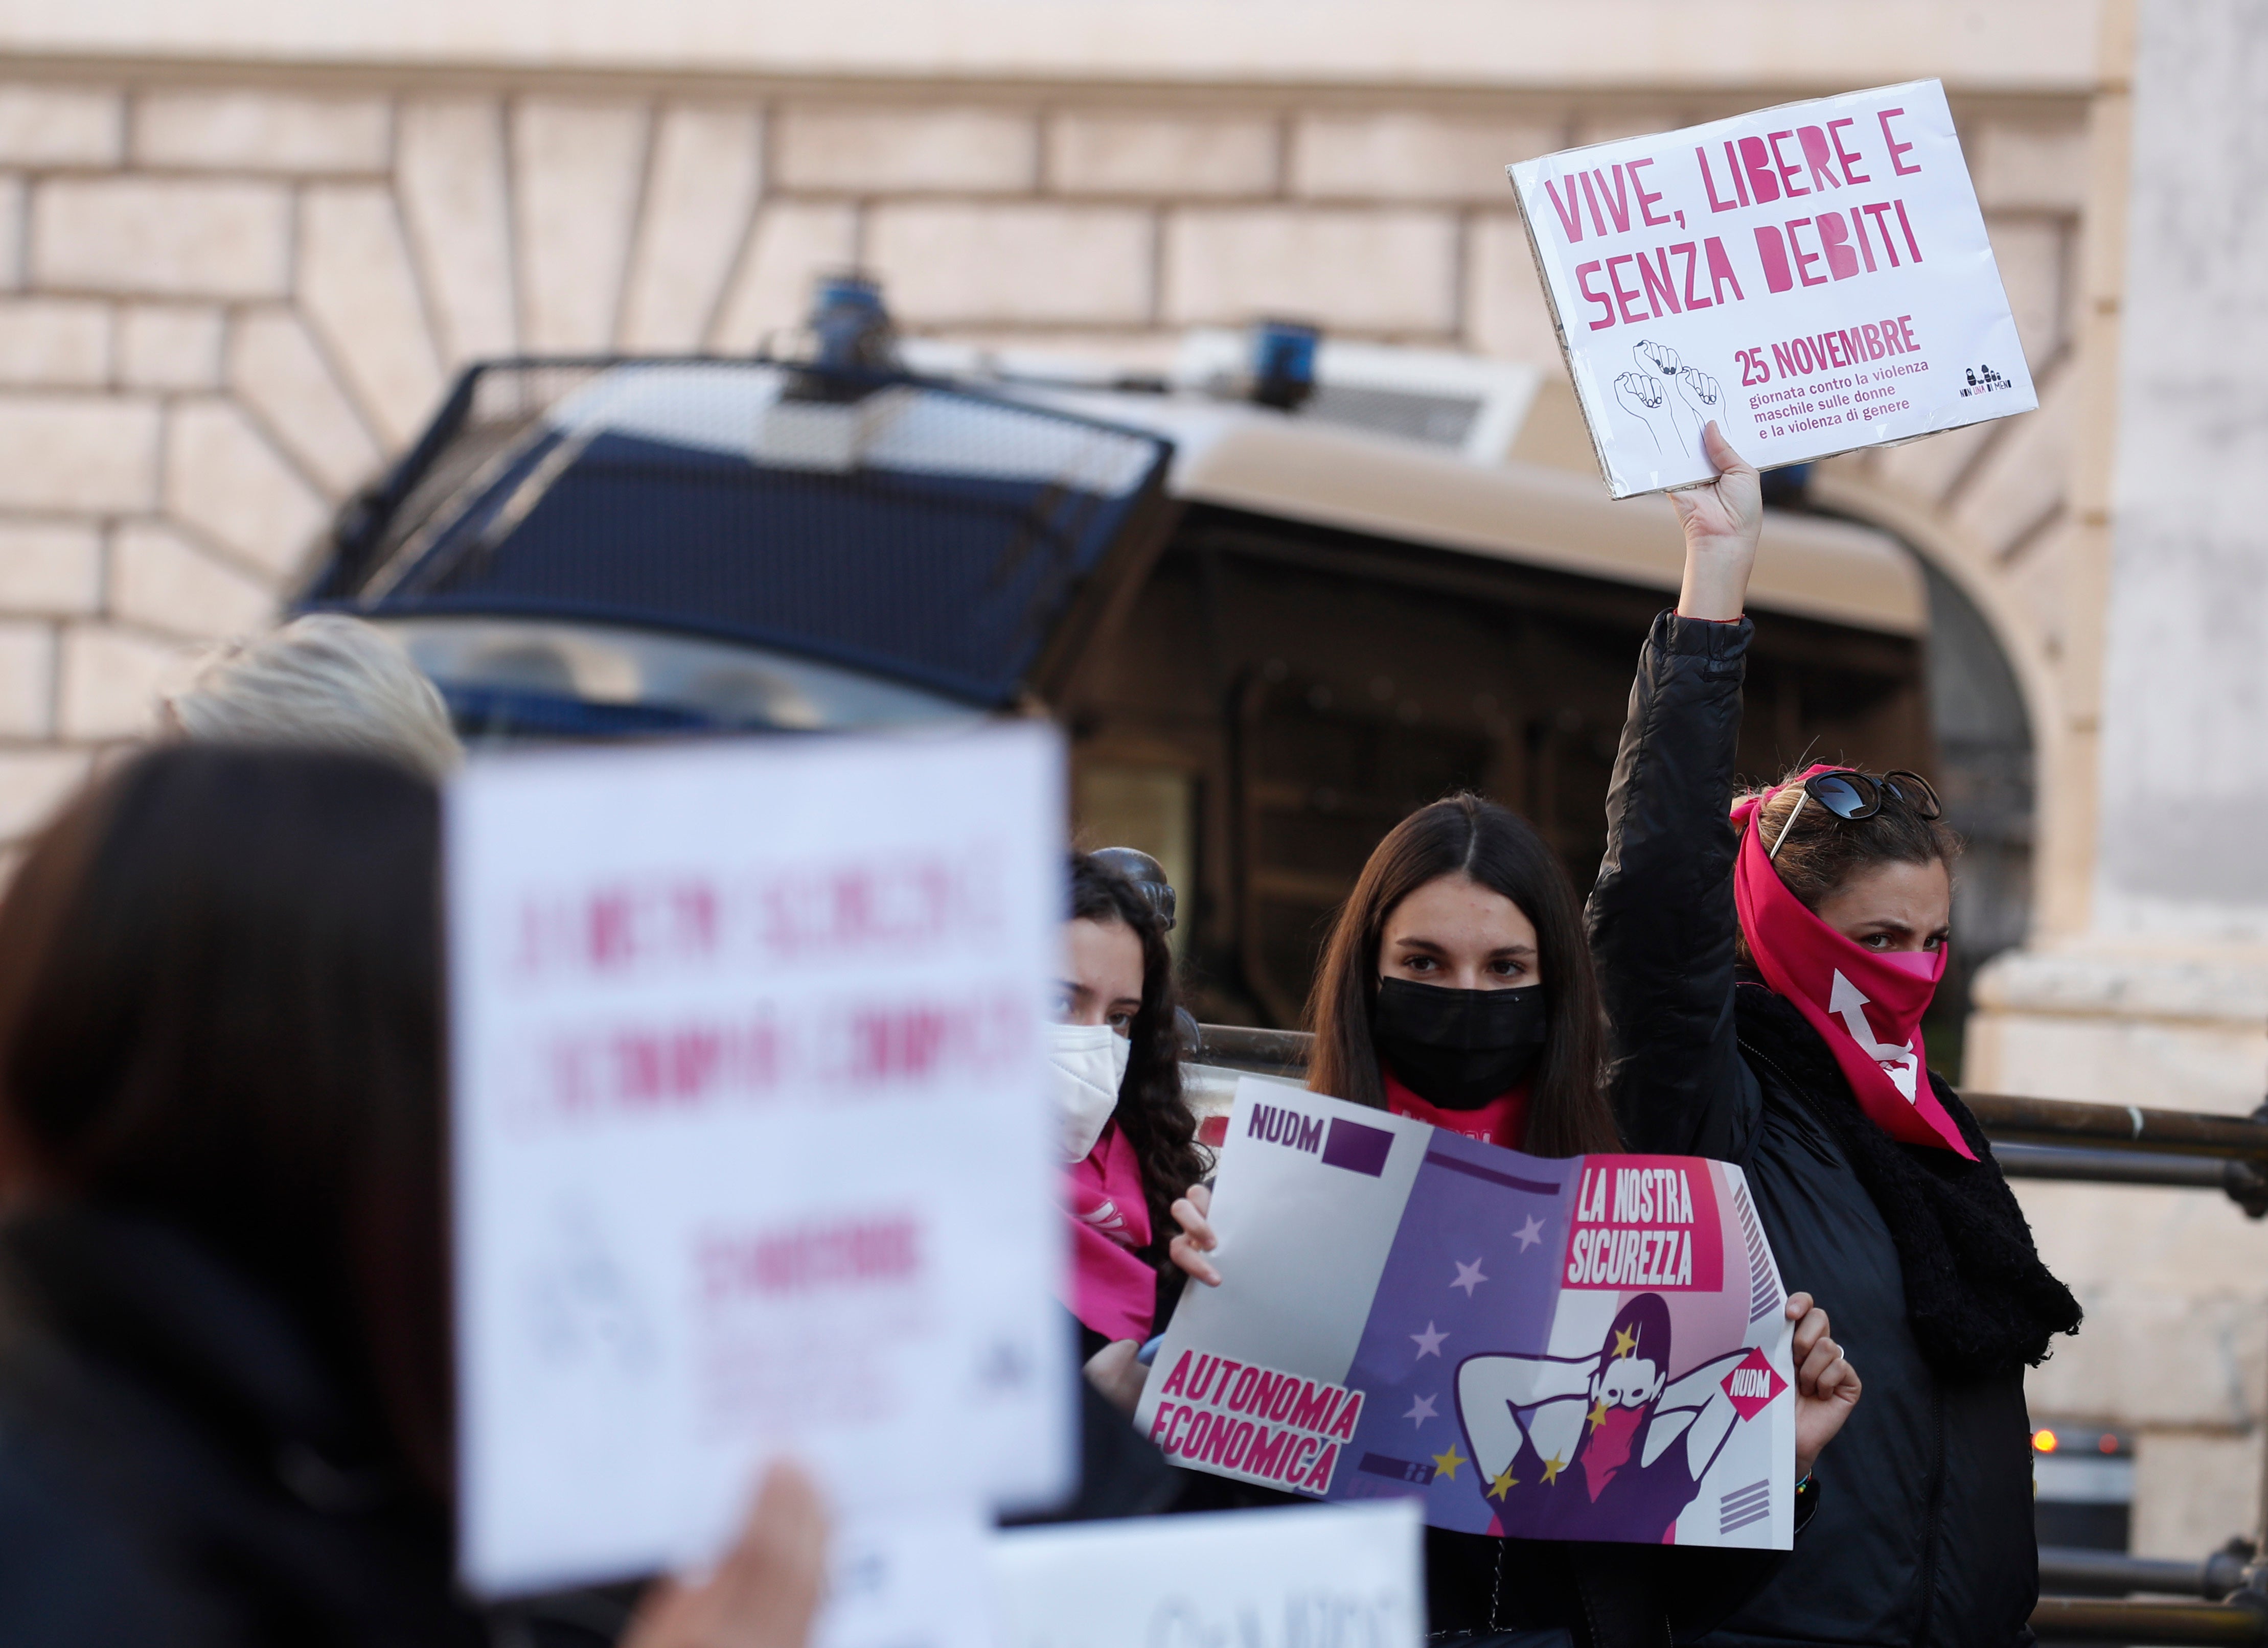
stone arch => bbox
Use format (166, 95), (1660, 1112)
(1808, 451), (2078, 1066)
(1812, 463), (2067, 782)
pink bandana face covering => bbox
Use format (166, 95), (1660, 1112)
(1732, 772), (1974, 1158)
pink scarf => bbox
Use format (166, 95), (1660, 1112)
(1062, 1123), (1157, 1341)
(1732, 771), (1973, 1158)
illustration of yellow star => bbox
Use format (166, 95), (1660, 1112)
(1588, 1399), (1610, 1433)
(1488, 1466), (1520, 1500)
(1540, 1452), (1566, 1485)
(1431, 1443), (1467, 1481)
(1612, 1325), (1638, 1359)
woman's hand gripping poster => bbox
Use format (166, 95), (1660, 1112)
(1135, 1081), (1797, 1548)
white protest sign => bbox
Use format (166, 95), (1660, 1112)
(988, 1501), (1424, 1648)
(447, 725), (1073, 1596)
(1508, 79), (2035, 497)
(816, 1506), (995, 1648)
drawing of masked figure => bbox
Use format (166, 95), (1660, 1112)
(1455, 1293), (1752, 1543)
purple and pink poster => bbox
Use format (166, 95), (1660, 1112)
(1135, 1082), (1796, 1548)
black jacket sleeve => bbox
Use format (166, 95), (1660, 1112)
(1586, 611), (1757, 1160)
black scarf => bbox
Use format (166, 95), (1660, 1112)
(1735, 981), (2082, 1381)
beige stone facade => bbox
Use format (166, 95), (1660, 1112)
(0, 0), (2258, 1557)
(0, 62), (2101, 824)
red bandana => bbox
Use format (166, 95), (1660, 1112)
(1731, 770), (1973, 1158)
(1382, 1067), (1529, 1151)
(1582, 1403), (1646, 1502)
(1062, 1123), (1157, 1341)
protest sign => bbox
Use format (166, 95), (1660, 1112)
(447, 725), (1073, 1595)
(1507, 80), (2035, 497)
(1137, 1082), (1795, 1548)
(816, 1507), (994, 1648)
(989, 1501), (1424, 1648)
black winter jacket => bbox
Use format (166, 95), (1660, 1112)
(0, 1208), (618, 1648)
(1587, 612), (2041, 1648)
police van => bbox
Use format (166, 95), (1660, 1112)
(304, 276), (2016, 1034)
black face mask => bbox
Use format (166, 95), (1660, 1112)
(1371, 977), (1549, 1109)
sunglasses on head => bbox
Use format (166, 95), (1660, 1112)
(1768, 768), (1942, 859)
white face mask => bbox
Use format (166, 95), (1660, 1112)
(1047, 1022), (1132, 1164)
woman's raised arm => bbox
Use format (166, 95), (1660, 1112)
(1671, 423), (1763, 620)
(1585, 424), (1763, 1156)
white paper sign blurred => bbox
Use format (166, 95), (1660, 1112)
(988, 1501), (1424, 1648)
(815, 1506), (994, 1648)
(447, 724), (1073, 1595)
(1508, 79), (2036, 497)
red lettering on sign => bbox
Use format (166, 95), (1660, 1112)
(1849, 207), (1879, 272)
(1767, 129), (1807, 198)
(1578, 170), (1610, 238)
(1590, 166), (1634, 234)
(1859, 201), (1902, 267)
(699, 1214), (921, 1301)
(1544, 175), (1586, 243)
(1827, 117), (1869, 184)
(1878, 107), (1920, 176)
(1673, 242), (1710, 310)
(1606, 254), (1647, 326)
(1629, 156), (1673, 226)
(1637, 248), (1681, 318)
(1893, 199), (1924, 263)
(1785, 218), (1827, 287)
(1796, 126), (1841, 191)
(1816, 211), (1861, 280)
(1723, 141), (1752, 207)
(1704, 237), (1746, 305)
(1754, 224), (1794, 293)
(1737, 135), (1780, 203)
(1575, 261), (1613, 330)
(1696, 146), (1740, 214)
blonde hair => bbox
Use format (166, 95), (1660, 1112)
(167, 615), (462, 781)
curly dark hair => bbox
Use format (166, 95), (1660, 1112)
(1067, 853), (1210, 1254)
(1304, 793), (1620, 1158)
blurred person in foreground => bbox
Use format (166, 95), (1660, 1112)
(0, 745), (823, 1648)
(164, 613), (463, 779)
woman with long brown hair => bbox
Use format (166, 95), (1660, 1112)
(1301, 793), (1619, 1156)
(0, 745), (825, 1647)
(1168, 791), (1863, 1646)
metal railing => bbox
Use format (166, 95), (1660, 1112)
(1194, 1025), (2268, 1217)
(1190, 1023), (2268, 1643)
(2033, 1595), (2268, 1643)
(2039, 1542), (2255, 1599)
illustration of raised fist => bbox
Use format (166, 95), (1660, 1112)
(1678, 368), (1722, 412)
(1657, 366), (1720, 452)
(1616, 372), (1666, 414)
(1615, 372), (1674, 454)
(1635, 339), (1682, 378)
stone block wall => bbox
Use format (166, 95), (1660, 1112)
(0, 77), (2091, 852)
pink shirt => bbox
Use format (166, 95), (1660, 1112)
(1382, 1066), (1530, 1150)
(1062, 1122), (1156, 1342)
